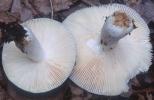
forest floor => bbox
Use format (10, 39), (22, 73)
(0, 0), (154, 100)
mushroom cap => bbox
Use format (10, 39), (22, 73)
(63, 4), (152, 95)
(2, 18), (76, 93)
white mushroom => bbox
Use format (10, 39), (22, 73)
(63, 4), (152, 95)
(2, 18), (76, 93)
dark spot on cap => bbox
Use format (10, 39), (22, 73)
(100, 39), (103, 44)
(104, 42), (107, 46)
(132, 20), (137, 29)
(100, 39), (107, 46)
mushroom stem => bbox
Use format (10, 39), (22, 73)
(101, 11), (135, 50)
(0, 22), (45, 62)
(15, 26), (45, 62)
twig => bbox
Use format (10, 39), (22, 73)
(49, 0), (54, 19)
(23, 0), (38, 16)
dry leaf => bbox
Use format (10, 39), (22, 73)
(130, 77), (141, 89)
(0, 85), (13, 100)
(53, 0), (74, 11)
(32, 0), (51, 16)
(11, 0), (33, 22)
(72, 97), (82, 100)
(138, 94), (145, 100)
(125, 0), (154, 23)
(81, 0), (100, 6)
(69, 84), (84, 96)
(0, 0), (12, 11)
(146, 93), (153, 100)
(0, 12), (19, 23)
(7, 84), (66, 100)
(83, 93), (92, 100)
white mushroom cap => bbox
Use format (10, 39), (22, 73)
(2, 18), (76, 93)
(63, 4), (152, 95)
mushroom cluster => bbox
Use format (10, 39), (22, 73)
(63, 4), (152, 95)
(1, 18), (76, 93)
(0, 3), (152, 97)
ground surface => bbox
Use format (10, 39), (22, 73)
(0, 0), (154, 100)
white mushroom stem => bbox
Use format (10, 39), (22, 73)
(101, 12), (135, 50)
(15, 27), (45, 62)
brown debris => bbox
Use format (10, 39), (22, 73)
(113, 11), (130, 27)
(14, 37), (29, 53)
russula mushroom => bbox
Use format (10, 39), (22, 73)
(1, 18), (76, 93)
(63, 4), (152, 95)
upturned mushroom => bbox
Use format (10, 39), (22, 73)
(63, 4), (152, 95)
(0, 18), (76, 94)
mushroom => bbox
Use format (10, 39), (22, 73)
(1, 18), (76, 94)
(63, 4), (152, 95)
